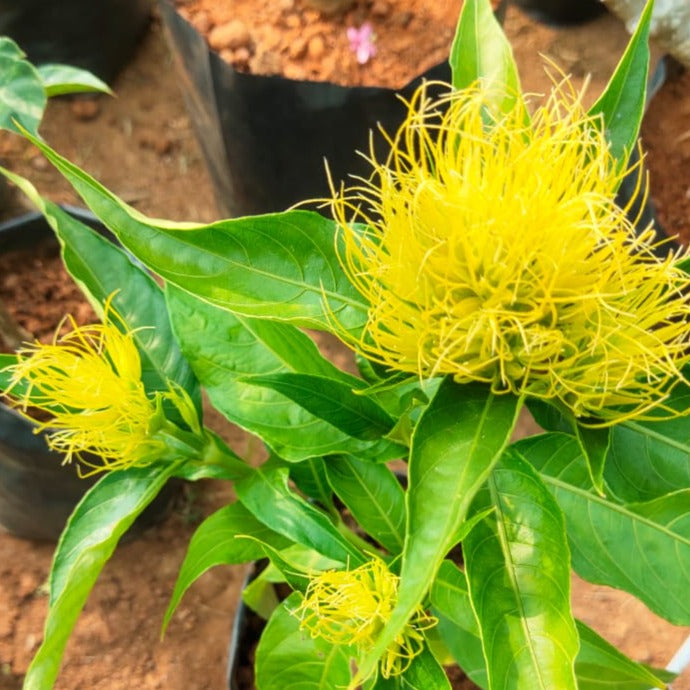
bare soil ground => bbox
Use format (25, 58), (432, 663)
(1, 3), (689, 689)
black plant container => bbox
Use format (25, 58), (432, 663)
(512, 0), (608, 26)
(226, 565), (267, 690)
(0, 207), (176, 541)
(158, 0), (453, 218)
(0, 0), (152, 83)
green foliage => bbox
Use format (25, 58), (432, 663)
(588, 0), (653, 167)
(254, 594), (355, 690)
(464, 451), (578, 689)
(3, 1), (686, 689)
(23, 464), (180, 690)
(0, 36), (108, 135)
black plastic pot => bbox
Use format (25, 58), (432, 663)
(0, 0), (152, 83)
(512, 0), (608, 26)
(227, 564), (268, 690)
(158, 0), (453, 218)
(0, 207), (176, 541)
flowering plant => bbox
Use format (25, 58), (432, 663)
(2, 0), (689, 688)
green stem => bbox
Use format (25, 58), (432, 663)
(336, 518), (380, 557)
(157, 420), (252, 480)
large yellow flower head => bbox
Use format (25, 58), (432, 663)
(295, 558), (436, 680)
(4, 303), (184, 473)
(332, 80), (690, 422)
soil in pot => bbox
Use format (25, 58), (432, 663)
(173, 0), (460, 87)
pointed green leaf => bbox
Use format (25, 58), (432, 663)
(255, 593), (356, 690)
(247, 541), (342, 595)
(24, 463), (179, 690)
(430, 563), (671, 690)
(464, 451), (578, 690)
(14, 130), (368, 334)
(241, 572), (281, 620)
(527, 399), (610, 494)
(588, 0), (653, 165)
(247, 372), (395, 441)
(358, 379), (521, 681)
(235, 466), (365, 566)
(449, 0), (521, 114)
(430, 560), (488, 688)
(575, 620), (670, 690)
(0, 37), (24, 60)
(325, 455), (406, 554)
(166, 284), (395, 461)
(606, 384), (690, 501)
(37, 64), (111, 97)
(575, 425), (610, 495)
(0, 37), (44, 134)
(163, 501), (290, 630)
(517, 433), (690, 624)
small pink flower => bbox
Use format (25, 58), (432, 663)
(347, 22), (377, 65)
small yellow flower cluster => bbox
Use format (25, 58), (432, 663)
(295, 558), (436, 680)
(332, 81), (690, 422)
(5, 303), (184, 474)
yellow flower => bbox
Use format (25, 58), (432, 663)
(295, 558), (437, 680)
(332, 80), (690, 422)
(4, 302), (186, 474)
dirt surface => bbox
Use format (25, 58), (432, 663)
(1, 3), (690, 689)
(174, 0), (459, 87)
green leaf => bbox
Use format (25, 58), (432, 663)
(24, 462), (179, 690)
(575, 620), (669, 690)
(463, 451), (578, 690)
(288, 457), (334, 510)
(358, 379), (521, 682)
(606, 391), (690, 501)
(449, 0), (521, 115)
(0, 37), (24, 60)
(0, 353), (18, 390)
(0, 37), (45, 134)
(517, 433), (690, 625)
(242, 573), (280, 620)
(430, 563), (671, 690)
(166, 284), (395, 461)
(37, 64), (111, 97)
(247, 372), (395, 441)
(575, 425), (610, 496)
(14, 130), (369, 334)
(163, 502), (290, 630)
(235, 466), (365, 566)
(254, 593), (355, 690)
(588, 0), (653, 165)
(0, 177), (201, 421)
(430, 561), (488, 688)
(526, 399), (610, 495)
(325, 455), (406, 554)
(247, 541), (344, 595)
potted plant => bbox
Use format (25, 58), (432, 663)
(2, 0), (690, 687)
